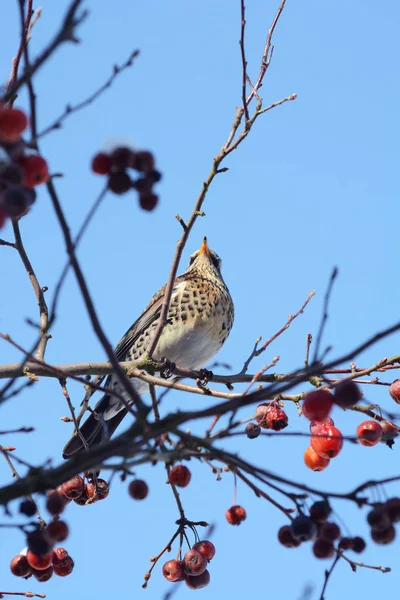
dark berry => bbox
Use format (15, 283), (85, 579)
(245, 422), (261, 439)
(19, 498), (37, 517)
(309, 500), (331, 524)
(139, 192), (158, 211)
(108, 171), (132, 195)
(290, 515), (317, 542)
(134, 150), (155, 173)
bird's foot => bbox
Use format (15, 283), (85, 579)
(159, 358), (176, 379)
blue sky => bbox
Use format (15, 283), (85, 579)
(1, 0), (400, 598)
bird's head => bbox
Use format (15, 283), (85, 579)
(187, 237), (222, 274)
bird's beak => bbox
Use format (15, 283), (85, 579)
(199, 236), (210, 256)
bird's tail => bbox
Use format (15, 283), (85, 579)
(62, 393), (128, 459)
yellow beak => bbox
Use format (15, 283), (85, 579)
(199, 236), (210, 256)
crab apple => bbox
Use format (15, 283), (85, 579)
(312, 538), (335, 559)
(334, 380), (361, 409)
(168, 465), (191, 488)
(192, 540), (216, 561)
(356, 421), (383, 447)
(380, 420), (398, 446)
(245, 422), (261, 439)
(91, 152), (111, 174)
(61, 475), (85, 500)
(367, 507), (391, 531)
(319, 522), (341, 542)
(290, 515), (317, 542)
(302, 390), (333, 421)
(139, 192), (159, 211)
(352, 536), (367, 553)
(0, 162), (23, 185)
(255, 402), (288, 430)
(26, 550), (53, 571)
(46, 490), (66, 515)
(19, 498), (37, 517)
(304, 445), (330, 472)
(185, 570), (210, 590)
(309, 500), (332, 524)
(85, 478), (109, 501)
(20, 154), (49, 188)
(389, 379), (400, 404)
(128, 479), (149, 500)
(371, 525), (395, 545)
(110, 146), (135, 169)
(47, 520), (69, 543)
(0, 106), (28, 141)
(27, 529), (53, 556)
(183, 549), (207, 576)
(277, 525), (301, 548)
(53, 555), (74, 577)
(108, 170), (132, 194)
(162, 559), (185, 582)
(309, 417), (334, 434)
(32, 565), (53, 582)
(134, 150), (155, 173)
(10, 554), (31, 577)
(0, 188), (29, 219)
(52, 547), (69, 568)
(338, 537), (354, 551)
(385, 497), (400, 523)
(225, 505), (246, 525)
(74, 491), (89, 505)
(311, 425), (343, 459)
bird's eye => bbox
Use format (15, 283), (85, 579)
(189, 254), (196, 266)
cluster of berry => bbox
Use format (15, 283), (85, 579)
(92, 146), (161, 210)
(367, 498), (400, 545)
(278, 500), (366, 559)
(162, 540), (215, 590)
(0, 104), (49, 228)
(245, 401), (288, 439)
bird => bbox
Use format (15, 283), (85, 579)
(62, 237), (234, 458)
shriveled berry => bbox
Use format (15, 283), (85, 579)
(20, 154), (49, 188)
(162, 559), (185, 582)
(183, 549), (207, 576)
(352, 536), (366, 553)
(255, 402), (288, 430)
(334, 380), (361, 409)
(53, 555), (74, 576)
(290, 515), (317, 542)
(245, 422), (261, 439)
(168, 465), (191, 488)
(310, 500), (331, 523)
(185, 570), (210, 589)
(225, 505), (246, 525)
(46, 490), (66, 515)
(302, 390), (333, 421)
(319, 522), (341, 541)
(61, 475), (84, 500)
(304, 445), (330, 472)
(139, 192), (159, 211)
(108, 170), (132, 194)
(389, 379), (400, 404)
(52, 547), (69, 568)
(73, 491), (89, 506)
(371, 525), (395, 545)
(134, 150), (155, 173)
(192, 540), (216, 561)
(47, 520), (69, 543)
(26, 550), (53, 571)
(277, 525), (301, 548)
(313, 537), (335, 559)
(356, 421), (383, 446)
(385, 497), (400, 523)
(19, 498), (37, 517)
(32, 565), (53, 582)
(128, 479), (149, 500)
(10, 554), (31, 577)
(311, 425), (343, 459)
(85, 478), (109, 501)
(91, 152), (112, 174)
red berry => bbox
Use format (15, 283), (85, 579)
(10, 554), (31, 577)
(313, 538), (335, 559)
(311, 425), (343, 459)
(277, 525), (301, 548)
(192, 540), (216, 561)
(47, 520), (69, 543)
(85, 478), (109, 501)
(61, 475), (84, 500)
(389, 379), (400, 404)
(356, 420), (383, 447)
(0, 107), (28, 141)
(128, 479), (149, 500)
(91, 152), (112, 175)
(168, 465), (191, 488)
(334, 380), (361, 409)
(20, 154), (49, 188)
(162, 559), (185, 582)
(255, 402), (288, 430)
(26, 550), (53, 571)
(110, 146), (135, 169)
(185, 570), (210, 590)
(302, 390), (333, 421)
(52, 547), (69, 568)
(310, 417), (334, 434)
(225, 505), (246, 525)
(139, 192), (159, 211)
(183, 549), (207, 576)
(304, 445), (330, 472)
(46, 489), (66, 515)
(32, 565), (53, 582)
(108, 170), (132, 194)
(53, 555), (74, 577)
(134, 150), (155, 173)
(319, 522), (341, 541)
